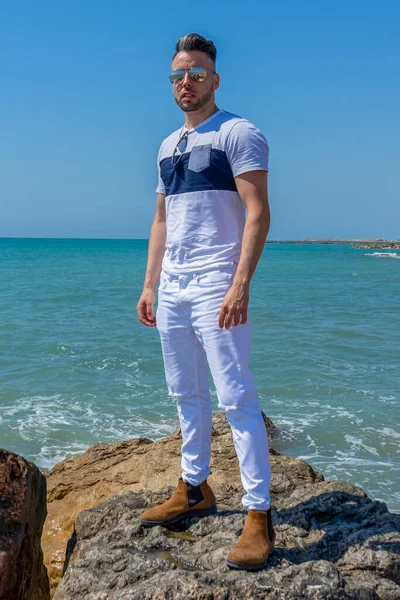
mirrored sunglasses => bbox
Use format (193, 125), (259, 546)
(169, 67), (213, 85)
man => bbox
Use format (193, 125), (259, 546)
(136, 33), (275, 571)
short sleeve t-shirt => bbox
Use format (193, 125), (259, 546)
(157, 109), (269, 274)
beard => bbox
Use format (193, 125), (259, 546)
(175, 86), (214, 112)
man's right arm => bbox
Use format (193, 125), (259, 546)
(136, 193), (166, 327)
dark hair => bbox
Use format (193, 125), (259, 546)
(174, 33), (217, 64)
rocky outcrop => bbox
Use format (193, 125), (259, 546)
(354, 241), (400, 250)
(42, 412), (400, 599)
(0, 449), (50, 600)
(267, 239), (400, 248)
(53, 481), (400, 599)
(42, 412), (317, 596)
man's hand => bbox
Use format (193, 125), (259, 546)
(136, 287), (157, 327)
(137, 192), (165, 328)
(218, 280), (250, 329)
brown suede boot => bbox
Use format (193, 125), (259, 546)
(141, 477), (217, 527)
(226, 508), (276, 570)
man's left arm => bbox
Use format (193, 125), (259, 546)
(218, 170), (270, 329)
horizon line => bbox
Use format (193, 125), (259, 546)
(0, 236), (398, 243)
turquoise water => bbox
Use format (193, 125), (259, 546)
(1, 239), (399, 512)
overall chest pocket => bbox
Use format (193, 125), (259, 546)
(188, 144), (212, 173)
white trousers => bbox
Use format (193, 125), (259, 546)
(156, 264), (272, 510)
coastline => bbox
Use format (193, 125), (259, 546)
(266, 238), (400, 249)
(4, 412), (399, 599)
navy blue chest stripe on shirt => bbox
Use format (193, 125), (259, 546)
(160, 149), (237, 197)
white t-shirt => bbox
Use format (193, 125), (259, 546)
(156, 109), (269, 274)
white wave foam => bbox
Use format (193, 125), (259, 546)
(306, 433), (317, 447)
(364, 252), (400, 259)
(380, 427), (400, 439)
(344, 434), (380, 456)
(378, 394), (397, 404)
(356, 389), (375, 396)
(36, 443), (92, 470)
(333, 450), (391, 466)
(1, 395), (63, 416)
(336, 409), (356, 419)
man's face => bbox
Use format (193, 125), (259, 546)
(171, 50), (220, 113)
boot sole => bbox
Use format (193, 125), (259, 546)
(141, 504), (217, 527)
(226, 558), (268, 571)
(226, 534), (276, 571)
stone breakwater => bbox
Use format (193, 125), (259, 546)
(1, 412), (400, 599)
(354, 242), (400, 250)
(266, 239), (400, 249)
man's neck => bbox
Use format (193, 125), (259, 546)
(184, 104), (220, 130)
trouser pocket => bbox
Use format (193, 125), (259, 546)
(196, 270), (235, 288)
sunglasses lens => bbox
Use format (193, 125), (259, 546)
(190, 68), (207, 82)
(169, 71), (185, 84)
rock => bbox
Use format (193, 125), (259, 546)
(42, 411), (320, 597)
(0, 449), (50, 600)
(354, 241), (400, 250)
(53, 482), (400, 600)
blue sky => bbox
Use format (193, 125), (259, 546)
(0, 1), (399, 240)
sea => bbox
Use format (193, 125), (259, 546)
(0, 239), (399, 513)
